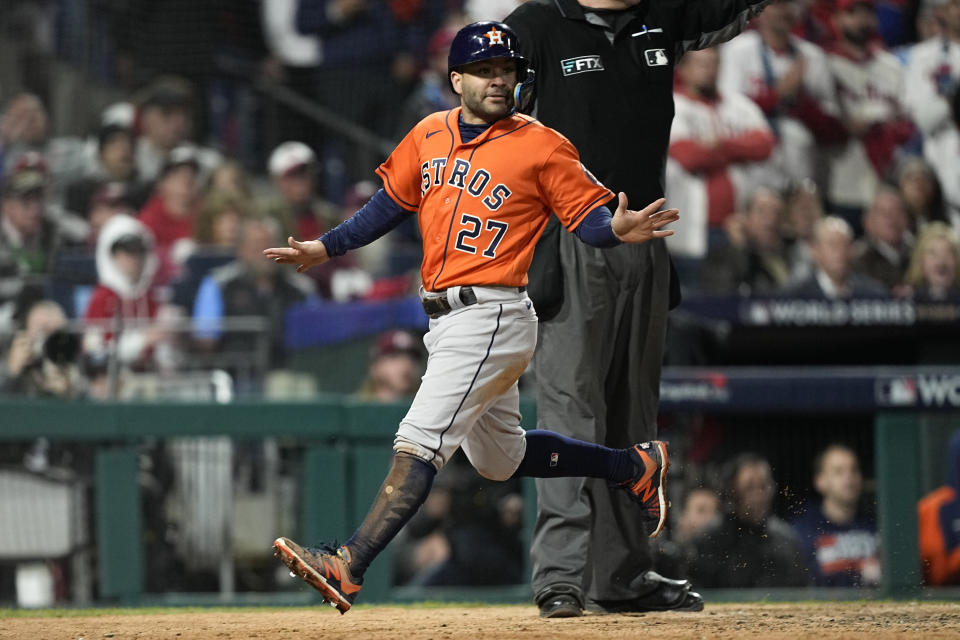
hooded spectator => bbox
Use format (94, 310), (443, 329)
(83, 214), (168, 369)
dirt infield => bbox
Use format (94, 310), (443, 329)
(3, 602), (960, 640)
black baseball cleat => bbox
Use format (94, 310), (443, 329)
(618, 441), (669, 538)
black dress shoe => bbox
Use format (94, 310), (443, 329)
(539, 593), (583, 618)
(588, 571), (704, 613)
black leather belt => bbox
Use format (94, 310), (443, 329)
(421, 286), (525, 319)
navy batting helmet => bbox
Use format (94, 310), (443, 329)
(448, 21), (528, 83)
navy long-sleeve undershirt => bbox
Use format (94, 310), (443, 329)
(319, 188), (620, 257)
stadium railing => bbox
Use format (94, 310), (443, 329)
(2, 366), (958, 605)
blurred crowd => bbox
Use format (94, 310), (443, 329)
(1, 0), (960, 601)
(666, 0), (960, 300)
(0, 0), (958, 399)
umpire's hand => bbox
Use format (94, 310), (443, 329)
(263, 236), (330, 273)
(610, 193), (679, 244)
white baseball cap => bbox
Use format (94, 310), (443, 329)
(268, 141), (316, 176)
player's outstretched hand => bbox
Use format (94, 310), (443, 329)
(610, 192), (679, 244)
(263, 236), (330, 273)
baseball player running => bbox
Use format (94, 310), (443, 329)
(266, 21), (679, 614)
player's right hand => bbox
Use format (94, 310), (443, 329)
(263, 236), (330, 273)
(610, 193), (679, 244)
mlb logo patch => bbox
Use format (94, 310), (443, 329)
(549, 452), (559, 467)
(645, 49), (669, 67)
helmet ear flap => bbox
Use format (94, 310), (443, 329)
(513, 67), (536, 115)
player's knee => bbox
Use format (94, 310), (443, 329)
(393, 443), (441, 471)
(473, 463), (514, 482)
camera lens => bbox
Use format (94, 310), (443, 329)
(43, 330), (81, 365)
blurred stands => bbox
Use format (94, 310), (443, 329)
(1, 0), (960, 607)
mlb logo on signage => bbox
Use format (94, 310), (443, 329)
(561, 55), (604, 76)
(875, 376), (917, 406)
(645, 49), (669, 66)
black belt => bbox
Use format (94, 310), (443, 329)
(421, 286), (525, 319)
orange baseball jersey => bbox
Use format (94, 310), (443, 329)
(376, 107), (614, 291)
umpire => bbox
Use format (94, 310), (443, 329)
(505, 0), (770, 617)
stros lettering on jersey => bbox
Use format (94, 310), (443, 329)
(376, 107), (613, 291)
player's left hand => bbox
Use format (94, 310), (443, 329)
(610, 192), (679, 244)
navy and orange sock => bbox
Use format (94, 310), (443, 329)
(512, 429), (636, 482)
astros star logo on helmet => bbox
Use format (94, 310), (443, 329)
(485, 28), (504, 45)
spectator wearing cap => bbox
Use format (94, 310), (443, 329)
(83, 214), (171, 370)
(786, 216), (889, 298)
(852, 186), (913, 290)
(138, 146), (201, 284)
(261, 141), (355, 298)
(262, 141), (337, 241)
(718, 1), (846, 191)
(354, 330), (426, 402)
(192, 217), (314, 374)
(904, 0), (960, 222)
(823, 0), (914, 228)
(0, 153), (87, 307)
(0, 93), (96, 208)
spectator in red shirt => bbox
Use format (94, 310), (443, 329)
(138, 146), (201, 284)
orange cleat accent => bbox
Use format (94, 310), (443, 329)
(619, 441), (669, 538)
(274, 537), (361, 614)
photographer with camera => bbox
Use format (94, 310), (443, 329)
(1, 299), (83, 398)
